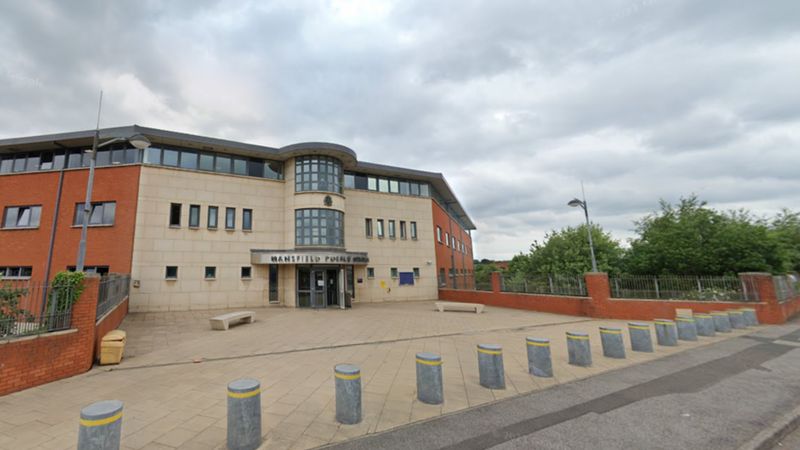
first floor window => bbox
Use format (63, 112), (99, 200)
(388, 220), (396, 239)
(165, 266), (178, 279)
(67, 265), (109, 275)
(226, 207), (236, 229)
(436, 226), (442, 243)
(377, 219), (385, 238)
(0, 266), (33, 278)
(413, 267), (420, 278)
(295, 208), (344, 246)
(400, 221), (407, 239)
(367, 267), (375, 278)
(410, 222), (417, 240)
(390, 267), (399, 278)
(243, 209), (253, 231)
(365, 218), (373, 238)
(3, 205), (42, 229)
(74, 202), (116, 226)
(205, 266), (217, 279)
(189, 204), (200, 228)
(445, 232), (449, 247)
(241, 266), (252, 279)
(208, 206), (218, 229)
(169, 203), (182, 227)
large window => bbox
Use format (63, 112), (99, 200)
(295, 208), (344, 246)
(344, 171), (430, 198)
(73, 202), (116, 226)
(142, 146), (283, 180)
(3, 205), (42, 229)
(295, 156), (342, 193)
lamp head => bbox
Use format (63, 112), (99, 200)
(567, 198), (584, 208)
(128, 134), (151, 150)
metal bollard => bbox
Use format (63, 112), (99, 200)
(599, 327), (625, 359)
(526, 337), (553, 377)
(227, 378), (262, 450)
(711, 311), (732, 332)
(628, 322), (653, 352)
(477, 344), (505, 389)
(654, 319), (678, 346)
(567, 332), (592, 367)
(728, 310), (746, 329)
(741, 308), (759, 326)
(416, 352), (443, 405)
(675, 316), (698, 341)
(335, 364), (362, 424)
(694, 314), (716, 337)
(78, 400), (123, 450)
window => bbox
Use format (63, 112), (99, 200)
(367, 177), (377, 191)
(367, 267), (375, 278)
(73, 202), (115, 226)
(162, 149), (179, 167)
(144, 147), (161, 164)
(378, 178), (389, 192)
(241, 266), (252, 279)
(295, 155), (342, 193)
(388, 220), (396, 239)
(179, 151), (198, 170)
(208, 206), (218, 229)
(199, 153), (214, 171)
(400, 221), (407, 240)
(3, 205), (42, 229)
(169, 203), (182, 227)
(365, 218), (373, 238)
(452, 236), (457, 248)
(226, 207), (235, 230)
(233, 157), (247, 175)
(436, 226), (442, 243)
(215, 155), (231, 173)
(243, 209), (253, 231)
(445, 232), (450, 247)
(377, 219), (385, 238)
(413, 267), (420, 278)
(205, 266), (217, 279)
(165, 266), (178, 279)
(189, 205), (200, 228)
(389, 180), (399, 193)
(439, 268), (445, 287)
(67, 265), (109, 276)
(390, 267), (399, 279)
(344, 173), (355, 189)
(295, 208), (344, 246)
(0, 266), (32, 279)
(269, 265), (279, 303)
(411, 222), (418, 240)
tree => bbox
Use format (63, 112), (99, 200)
(770, 209), (800, 272)
(509, 224), (625, 277)
(473, 261), (499, 285)
(625, 196), (787, 275)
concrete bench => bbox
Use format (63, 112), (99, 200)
(435, 301), (484, 314)
(209, 311), (255, 330)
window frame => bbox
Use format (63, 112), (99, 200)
(207, 206), (218, 229)
(225, 207), (236, 230)
(410, 221), (418, 240)
(295, 208), (345, 247)
(388, 220), (396, 239)
(242, 208), (253, 231)
(399, 221), (407, 240)
(3, 205), (42, 229)
(365, 218), (373, 238)
(0, 266), (33, 279)
(367, 267), (375, 279)
(165, 266), (178, 280)
(390, 267), (399, 279)
(377, 219), (385, 239)
(188, 204), (201, 228)
(413, 267), (420, 278)
(241, 266), (252, 279)
(169, 203), (182, 227)
(294, 155), (343, 194)
(204, 266), (217, 280)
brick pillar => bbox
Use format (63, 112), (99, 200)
(739, 272), (782, 324)
(584, 272), (611, 318)
(491, 272), (502, 293)
(72, 275), (101, 372)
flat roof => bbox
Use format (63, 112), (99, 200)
(0, 125), (475, 229)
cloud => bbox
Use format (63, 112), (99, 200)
(1, 0), (799, 260)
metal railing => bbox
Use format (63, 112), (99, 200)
(501, 274), (588, 297)
(0, 280), (74, 339)
(96, 274), (131, 320)
(475, 281), (493, 291)
(610, 275), (758, 302)
(774, 275), (799, 302)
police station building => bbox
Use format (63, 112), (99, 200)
(0, 126), (475, 311)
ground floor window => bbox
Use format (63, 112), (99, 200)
(269, 265), (279, 303)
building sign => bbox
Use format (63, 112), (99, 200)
(251, 250), (369, 265)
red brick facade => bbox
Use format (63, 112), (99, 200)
(440, 271), (800, 325)
(432, 200), (474, 289)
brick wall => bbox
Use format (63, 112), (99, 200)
(439, 271), (800, 325)
(0, 276), (100, 396)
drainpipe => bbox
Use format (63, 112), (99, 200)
(41, 164), (66, 316)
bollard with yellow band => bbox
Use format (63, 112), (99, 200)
(416, 352), (444, 404)
(335, 364), (362, 424)
(600, 327), (625, 359)
(78, 400), (123, 450)
(227, 378), (261, 450)
(567, 331), (592, 366)
(711, 311), (732, 333)
(526, 337), (553, 377)
(728, 310), (747, 329)
(740, 308), (759, 326)
(694, 314), (716, 337)
(675, 316), (698, 341)
(655, 319), (678, 346)
(477, 344), (505, 389)
(628, 322), (653, 352)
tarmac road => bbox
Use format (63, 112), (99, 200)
(323, 319), (800, 450)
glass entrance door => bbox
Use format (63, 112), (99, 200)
(297, 266), (341, 308)
(312, 270), (326, 308)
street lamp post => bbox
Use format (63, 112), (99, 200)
(568, 187), (599, 273)
(75, 93), (151, 271)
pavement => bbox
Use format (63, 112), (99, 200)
(0, 301), (766, 449)
(322, 318), (800, 450)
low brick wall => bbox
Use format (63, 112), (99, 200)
(602, 298), (769, 321)
(94, 296), (129, 361)
(438, 288), (588, 317)
(0, 277), (100, 396)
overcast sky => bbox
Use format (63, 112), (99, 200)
(1, 0), (799, 260)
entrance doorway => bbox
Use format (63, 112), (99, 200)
(297, 266), (344, 309)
